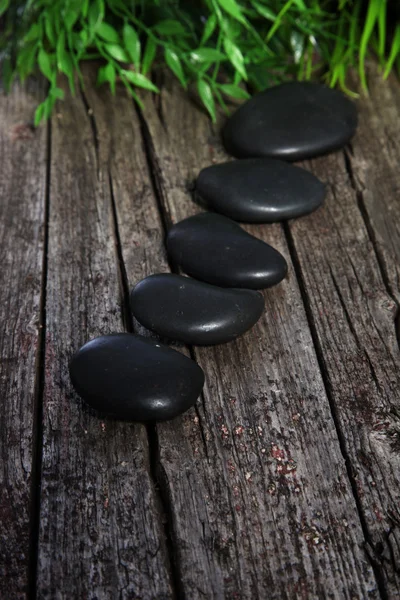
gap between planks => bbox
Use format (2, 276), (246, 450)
(28, 118), (51, 600)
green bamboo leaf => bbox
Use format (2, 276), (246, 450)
(97, 65), (108, 85)
(104, 44), (129, 63)
(88, 0), (103, 33)
(45, 18), (56, 45)
(56, 32), (73, 78)
(25, 23), (41, 43)
(293, 0), (306, 10)
(266, 0), (297, 42)
(81, 0), (90, 18)
(50, 87), (65, 100)
(384, 25), (400, 79)
(64, 9), (80, 31)
(17, 43), (38, 80)
(0, 0), (10, 17)
(142, 37), (157, 74)
(219, 83), (250, 99)
(97, 63), (116, 93)
(217, 0), (246, 25)
(81, 27), (89, 41)
(44, 96), (55, 119)
(123, 24), (141, 67)
(155, 20), (186, 36)
(38, 48), (53, 81)
(359, 0), (381, 91)
(165, 48), (186, 88)
(198, 79), (216, 122)
(97, 22), (120, 43)
(58, 49), (75, 93)
(253, 2), (276, 21)
(34, 101), (46, 127)
(377, 0), (387, 60)
(223, 37), (247, 80)
(122, 70), (159, 92)
(200, 14), (217, 45)
(190, 48), (226, 62)
(56, 31), (65, 63)
(58, 51), (73, 76)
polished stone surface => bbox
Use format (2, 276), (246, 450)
(223, 82), (358, 161)
(131, 273), (265, 345)
(69, 333), (205, 421)
(166, 212), (287, 289)
(196, 158), (326, 222)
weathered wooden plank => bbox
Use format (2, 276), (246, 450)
(347, 64), (400, 593)
(36, 76), (172, 599)
(0, 78), (47, 598)
(111, 74), (378, 598)
(288, 71), (400, 594)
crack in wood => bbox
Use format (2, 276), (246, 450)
(327, 262), (385, 397)
(343, 147), (400, 355)
(135, 102), (173, 235)
(27, 117), (51, 600)
(146, 423), (180, 600)
(108, 174), (134, 333)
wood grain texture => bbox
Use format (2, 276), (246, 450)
(134, 74), (379, 599)
(3, 63), (400, 599)
(36, 75), (172, 599)
(0, 78), (47, 599)
(289, 73), (400, 593)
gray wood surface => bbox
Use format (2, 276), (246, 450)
(0, 78), (47, 599)
(2, 64), (400, 599)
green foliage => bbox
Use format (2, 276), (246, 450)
(1, 0), (400, 125)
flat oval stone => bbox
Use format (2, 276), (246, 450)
(131, 273), (265, 345)
(223, 82), (358, 161)
(166, 212), (287, 289)
(69, 333), (205, 421)
(196, 158), (326, 223)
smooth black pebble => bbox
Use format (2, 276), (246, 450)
(223, 82), (358, 161)
(166, 212), (287, 289)
(131, 273), (265, 345)
(69, 333), (205, 421)
(196, 158), (326, 223)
